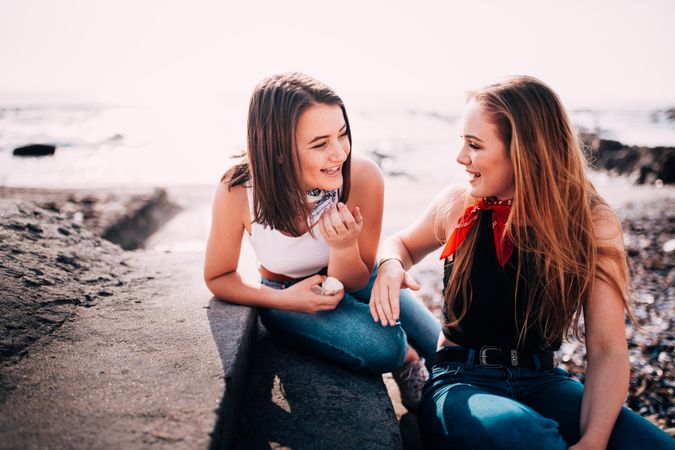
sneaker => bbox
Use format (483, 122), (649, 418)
(392, 357), (429, 411)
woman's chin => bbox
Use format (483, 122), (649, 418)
(467, 183), (484, 199)
(317, 175), (343, 191)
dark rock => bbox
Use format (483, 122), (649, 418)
(664, 108), (675, 122)
(22, 277), (44, 287)
(582, 133), (675, 184)
(25, 224), (43, 234)
(5, 222), (25, 231)
(101, 188), (180, 250)
(12, 144), (56, 157)
(56, 253), (80, 268)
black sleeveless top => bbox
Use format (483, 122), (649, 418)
(441, 210), (561, 352)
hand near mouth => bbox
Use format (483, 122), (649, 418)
(318, 202), (364, 248)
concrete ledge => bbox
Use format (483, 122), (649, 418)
(233, 324), (402, 450)
(207, 299), (258, 450)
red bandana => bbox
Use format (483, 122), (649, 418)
(439, 197), (513, 267)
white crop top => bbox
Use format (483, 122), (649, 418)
(245, 185), (337, 278)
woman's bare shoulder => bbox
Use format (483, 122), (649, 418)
(350, 153), (384, 189)
(430, 184), (469, 240)
(212, 176), (249, 221)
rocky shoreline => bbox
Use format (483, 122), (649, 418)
(0, 187), (180, 250)
(582, 133), (675, 185)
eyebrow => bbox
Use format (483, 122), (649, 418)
(307, 124), (347, 144)
(462, 134), (484, 143)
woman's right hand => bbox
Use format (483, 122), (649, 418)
(279, 275), (344, 314)
(370, 259), (420, 326)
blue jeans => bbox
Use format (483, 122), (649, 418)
(418, 349), (675, 450)
(259, 265), (440, 374)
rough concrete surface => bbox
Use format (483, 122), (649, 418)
(0, 199), (129, 368)
(0, 248), (246, 450)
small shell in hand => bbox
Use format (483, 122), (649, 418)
(321, 277), (344, 295)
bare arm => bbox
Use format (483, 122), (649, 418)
(203, 181), (341, 313)
(571, 208), (630, 450)
(371, 184), (467, 326)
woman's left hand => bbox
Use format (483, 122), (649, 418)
(318, 202), (364, 248)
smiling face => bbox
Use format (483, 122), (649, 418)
(295, 103), (351, 192)
(456, 99), (515, 200)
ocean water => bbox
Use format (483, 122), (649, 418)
(0, 96), (674, 189)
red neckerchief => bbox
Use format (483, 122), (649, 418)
(439, 197), (513, 267)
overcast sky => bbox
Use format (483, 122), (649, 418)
(1, 0), (674, 106)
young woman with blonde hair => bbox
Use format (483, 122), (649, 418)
(371, 76), (674, 449)
(204, 73), (439, 410)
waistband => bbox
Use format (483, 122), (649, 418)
(434, 346), (555, 370)
(258, 266), (327, 285)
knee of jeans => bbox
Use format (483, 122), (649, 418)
(361, 326), (407, 374)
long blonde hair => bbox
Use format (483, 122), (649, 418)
(442, 76), (633, 347)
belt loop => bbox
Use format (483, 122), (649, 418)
(466, 348), (475, 370)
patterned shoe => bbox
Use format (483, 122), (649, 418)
(392, 357), (429, 411)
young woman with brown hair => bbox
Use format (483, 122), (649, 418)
(371, 76), (674, 449)
(204, 73), (440, 410)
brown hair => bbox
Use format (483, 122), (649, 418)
(223, 72), (352, 236)
(442, 76), (633, 347)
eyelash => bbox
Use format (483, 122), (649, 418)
(468, 142), (481, 150)
(311, 132), (348, 150)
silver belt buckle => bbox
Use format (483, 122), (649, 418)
(479, 346), (503, 368)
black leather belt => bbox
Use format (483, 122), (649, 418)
(434, 346), (555, 370)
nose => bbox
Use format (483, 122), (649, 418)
(330, 139), (349, 162)
(456, 144), (470, 166)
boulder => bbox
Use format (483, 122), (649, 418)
(12, 144), (56, 157)
(582, 133), (675, 184)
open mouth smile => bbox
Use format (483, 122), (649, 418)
(321, 165), (341, 176)
(467, 170), (481, 181)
